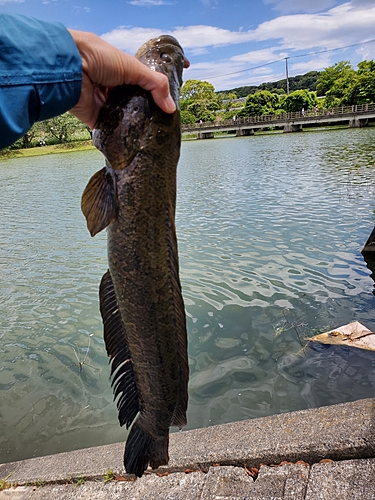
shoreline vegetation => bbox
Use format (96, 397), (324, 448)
(3, 59), (375, 160)
(1, 123), (373, 160)
(0, 140), (96, 160)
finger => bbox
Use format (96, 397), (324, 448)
(69, 30), (176, 114)
(133, 67), (176, 114)
(102, 51), (177, 114)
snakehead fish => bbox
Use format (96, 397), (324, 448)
(81, 36), (190, 477)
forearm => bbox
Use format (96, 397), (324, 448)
(0, 14), (82, 149)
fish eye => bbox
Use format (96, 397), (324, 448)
(160, 52), (172, 63)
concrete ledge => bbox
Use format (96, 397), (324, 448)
(1, 460), (375, 500)
(1, 398), (374, 487)
(0, 443), (125, 485)
(165, 397), (375, 471)
(0, 399), (374, 499)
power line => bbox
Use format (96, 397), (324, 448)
(291, 38), (375, 58)
(206, 37), (375, 81)
(206, 57), (285, 80)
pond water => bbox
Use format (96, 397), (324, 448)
(1, 127), (375, 464)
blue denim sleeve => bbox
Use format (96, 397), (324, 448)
(0, 14), (82, 149)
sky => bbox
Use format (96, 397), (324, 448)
(2, 0), (375, 91)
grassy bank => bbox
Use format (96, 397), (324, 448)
(1, 135), (195, 159)
(0, 140), (96, 160)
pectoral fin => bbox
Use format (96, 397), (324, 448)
(81, 166), (117, 237)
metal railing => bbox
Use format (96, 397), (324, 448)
(182, 103), (375, 132)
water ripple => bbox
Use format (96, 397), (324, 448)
(1, 130), (375, 462)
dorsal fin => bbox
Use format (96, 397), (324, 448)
(166, 205), (189, 429)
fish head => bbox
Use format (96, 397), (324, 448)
(91, 36), (188, 171)
(135, 35), (190, 107)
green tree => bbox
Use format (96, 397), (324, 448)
(20, 122), (47, 148)
(291, 71), (320, 92)
(319, 60), (375, 107)
(43, 113), (83, 144)
(12, 122), (45, 149)
(238, 90), (279, 117)
(180, 79), (216, 101)
(180, 110), (196, 124)
(356, 60), (375, 104)
(217, 91), (238, 112)
(180, 80), (221, 123)
(316, 61), (355, 97)
(186, 99), (217, 122)
(323, 72), (358, 107)
(282, 89), (318, 113)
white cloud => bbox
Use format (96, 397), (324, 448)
(73, 5), (91, 13)
(0, 0), (24, 4)
(128, 0), (172, 5)
(100, 1), (375, 89)
(186, 48), (311, 89)
(230, 47), (287, 64)
(101, 25), (254, 54)
(355, 43), (375, 63)
(102, 2), (375, 56)
(201, 0), (219, 6)
(264, 0), (338, 13)
(289, 55), (332, 73)
(181, 53), (286, 90)
(101, 27), (164, 53)
(172, 26), (252, 53)
(253, 3), (375, 50)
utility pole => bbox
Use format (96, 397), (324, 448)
(285, 57), (290, 94)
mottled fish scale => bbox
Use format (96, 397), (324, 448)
(81, 35), (189, 477)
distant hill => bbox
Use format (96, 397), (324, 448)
(219, 71), (320, 98)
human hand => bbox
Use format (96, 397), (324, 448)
(68, 29), (176, 129)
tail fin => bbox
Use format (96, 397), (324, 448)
(124, 424), (169, 477)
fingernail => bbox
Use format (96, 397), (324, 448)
(166, 95), (176, 114)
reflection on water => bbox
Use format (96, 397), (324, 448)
(1, 128), (375, 463)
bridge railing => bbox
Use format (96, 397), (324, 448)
(182, 103), (375, 132)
